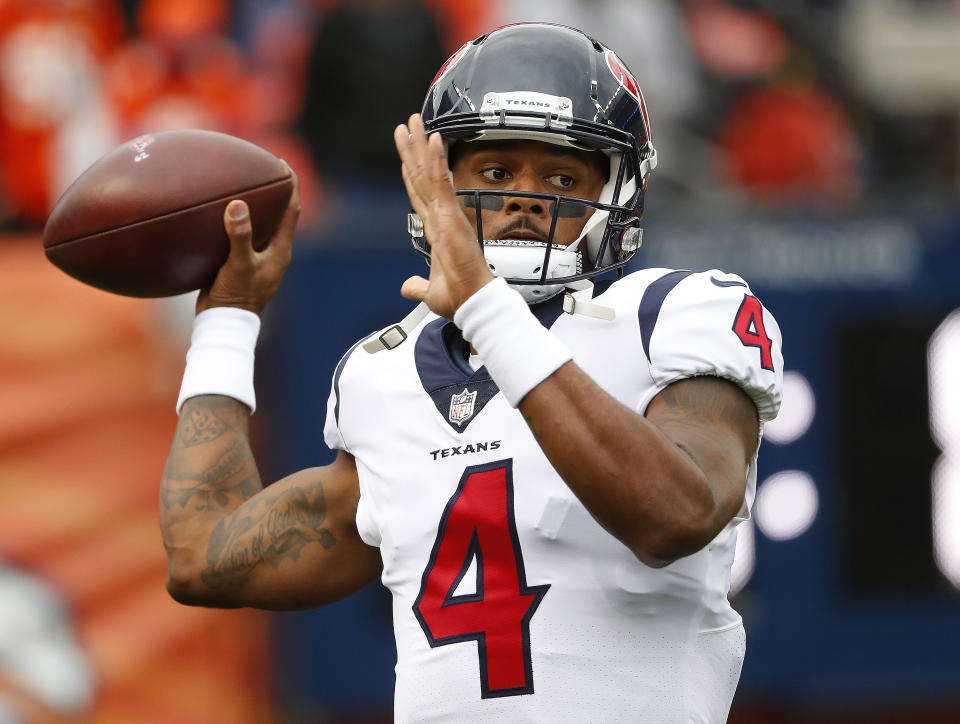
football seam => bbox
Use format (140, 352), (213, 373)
(44, 173), (293, 249)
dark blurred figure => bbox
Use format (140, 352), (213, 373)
(298, 0), (447, 181)
(683, 1), (861, 206)
(715, 49), (860, 206)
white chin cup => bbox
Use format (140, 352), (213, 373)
(482, 239), (581, 304)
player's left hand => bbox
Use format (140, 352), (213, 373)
(394, 113), (494, 319)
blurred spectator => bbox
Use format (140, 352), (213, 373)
(841, 0), (960, 195)
(297, 0), (447, 181)
(685, 0), (790, 80)
(683, 1), (861, 205)
(716, 74), (861, 204)
(136, 0), (228, 48)
(108, 0), (242, 137)
(0, 0), (326, 231)
(0, 561), (95, 722)
(0, 0), (123, 229)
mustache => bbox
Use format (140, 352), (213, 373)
(494, 219), (548, 240)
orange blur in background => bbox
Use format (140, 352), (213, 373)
(0, 236), (273, 722)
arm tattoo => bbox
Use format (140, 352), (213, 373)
(162, 395), (340, 596)
(655, 377), (746, 426)
(652, 377), (759, 463)
(200, 476), (336, 588)
(162, 397), (260, 513)
(160, 472), (260, 512)
(180, 406), (228, 446)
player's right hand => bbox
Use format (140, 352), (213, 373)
(197, 164), (301, 316)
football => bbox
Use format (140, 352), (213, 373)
(42, 129), (294, 297)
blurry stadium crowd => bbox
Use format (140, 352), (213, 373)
(0, 0), (958, 230)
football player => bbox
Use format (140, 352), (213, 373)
(160, 23), (783, 723)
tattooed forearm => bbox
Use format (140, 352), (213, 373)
(160, 473), (261, 512)
(200, 478), (336, 588)
(164, 437), (248, 485)
(162, 396), (261, 513)
(160, 396), (363, 606)
(180, 405), (228, 446)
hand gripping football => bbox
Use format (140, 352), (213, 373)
(42, 129), (294, 297)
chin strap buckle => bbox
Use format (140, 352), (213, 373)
(562, 281), (615, 321)
(363, 302), (432, 353)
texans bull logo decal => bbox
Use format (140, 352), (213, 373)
(604, 50), (651, 132)
(431, 42), (470, 87)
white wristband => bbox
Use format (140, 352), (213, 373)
(176, 307), (260, 414)
(454, 277), (573, 407)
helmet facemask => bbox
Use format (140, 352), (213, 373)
(408, 133), (652, 303)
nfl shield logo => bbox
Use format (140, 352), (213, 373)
(448, 388), (477, 426)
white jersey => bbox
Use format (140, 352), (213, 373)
(323, 268), (783, 723)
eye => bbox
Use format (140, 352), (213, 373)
(547, 174), (576, 189)
(481, 167), (509, 182)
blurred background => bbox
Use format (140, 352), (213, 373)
(0, 0), (958, 721)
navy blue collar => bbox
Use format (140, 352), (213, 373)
(413, 293), (566, 432)
(415, 319), (499, 432)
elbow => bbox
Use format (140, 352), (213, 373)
(165, 564), (202, 606)
(630, 529), (710, 569)
(164, 551), (212, 606)
(165, 551), (245, 608)
(627, 487), (729, 568)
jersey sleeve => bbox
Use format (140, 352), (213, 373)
(322, 334), (374, 452)
(322, 334), (383, 547)
(638, 270), (783, 425)
(322, 380), (345, 451)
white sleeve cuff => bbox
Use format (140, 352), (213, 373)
(454, 277), (573, 407)
(176, 306), (260, 414)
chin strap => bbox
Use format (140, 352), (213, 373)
(561, 280), (616, 321)
(362, 302), (432, 353)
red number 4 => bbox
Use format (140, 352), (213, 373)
(413, 461), (549, 698)
(733, 294), (775, 371)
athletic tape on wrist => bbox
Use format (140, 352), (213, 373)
(454, 277), (573, 407)
(176, 306), (260, 414)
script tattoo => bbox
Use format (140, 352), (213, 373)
(201, 478), (336, 588)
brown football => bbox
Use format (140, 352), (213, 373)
(42, 129), (294, 297)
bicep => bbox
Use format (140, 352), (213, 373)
(200, 450), (382, 609)
(645, 376), (759, 519)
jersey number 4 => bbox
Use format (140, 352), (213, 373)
(413, 460), (549, 698)
(733, 294), (775, 371)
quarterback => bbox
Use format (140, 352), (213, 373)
(160, 24), (783, 723)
